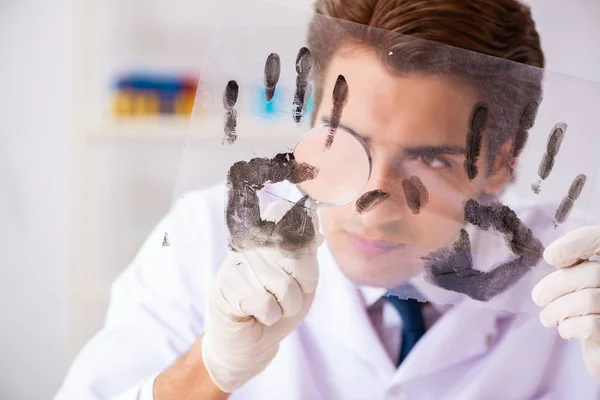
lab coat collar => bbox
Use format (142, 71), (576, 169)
(305, 243), (397, 379)
(306, 241), (504, 384)
(358, 285), (387, 308)
(358, 285), (452, 315)
(393, 304), (500, 384)
(358, 285), (451, 318)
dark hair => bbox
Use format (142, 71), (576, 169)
(307, 0), (545, 170)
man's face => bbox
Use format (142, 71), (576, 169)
(314, 45), (511, 287)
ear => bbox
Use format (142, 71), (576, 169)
(483, 140), (514, 195)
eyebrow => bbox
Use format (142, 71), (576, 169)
(319, 116), (466, 156)
(403, 146), (466, 157)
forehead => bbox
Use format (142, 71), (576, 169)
(316, 45), (479, 147)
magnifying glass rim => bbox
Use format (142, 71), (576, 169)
(292, 123), (372, 207)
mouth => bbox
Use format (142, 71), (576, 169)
(346, 232), (406, 256)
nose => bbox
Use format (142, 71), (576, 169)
(356, 155), (407, 225)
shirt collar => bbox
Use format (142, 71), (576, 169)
(358, 285), (388, 308)
(358, 284), (454, 317)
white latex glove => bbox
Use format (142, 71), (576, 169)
(202, 200), (324, 393)
(532, 225), (600, 381)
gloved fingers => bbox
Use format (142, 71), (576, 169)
(267, 248), (319, 294)
(540, 288), (600, 328)
(544, 225), (600, 268)
(216, 252), (283, 326)
(557, 314), (600, 341)
(244, 249), (305, 317)
(258, 201), (320, 293)
(300, 197), (325, 247)
(308, 210), (325, 248)
(532, 261), (600, 307)
(582, 339), (600, 382)
(233, 286), (283, 327)
(263, 198), (324, 250)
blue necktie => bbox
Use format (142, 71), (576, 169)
(386, 296), (426, 366)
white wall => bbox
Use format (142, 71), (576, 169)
(526, 0), (600, 213)
(527, 0), (600, 84)
(0, 0), (71, 399)
(0, 1), (598, 399)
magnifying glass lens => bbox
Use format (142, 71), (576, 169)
(293, 126), (371, 206)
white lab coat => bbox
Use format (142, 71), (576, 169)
(56, 184), (600, 400)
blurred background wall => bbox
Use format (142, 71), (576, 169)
(0, 0), (599, 398)
(0, 1), (71, 398)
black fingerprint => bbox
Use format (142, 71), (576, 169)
(223, 109), (237, 145)
(425, 229), (472, 278)
(568, 174), (587, 198)
(423, 199), (544, 301)
(293, 47), (313, 123)
(264, 53), (281, 102)
(464, 103), (487, 180)
(532, 122), (566, 193)
(226, 153), (319, 254)
(511, 101), (539, 160)
(355, 190), (390, 214)
(402, 176), (429, 214)
(470, 103), (488, 133)
(554, 174), (587, 226)
(272, 195), (314, 248)
(222, 80), (239, 144)
(464, 200), (543, 266)
(223, 80), (239, 109)
(324, 75), (349, 150)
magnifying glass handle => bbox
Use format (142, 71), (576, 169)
(304, 196), (319, 210)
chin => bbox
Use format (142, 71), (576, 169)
(331, 246), (424, 287)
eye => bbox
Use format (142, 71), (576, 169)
(419, 154), (451, 169)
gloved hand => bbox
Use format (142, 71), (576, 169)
(202, 200), (324, 393)
(532, 225), (600, 381)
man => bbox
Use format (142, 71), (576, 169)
(57, 0), (600, 398)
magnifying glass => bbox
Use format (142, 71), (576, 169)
(292, 124), (372, 206)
